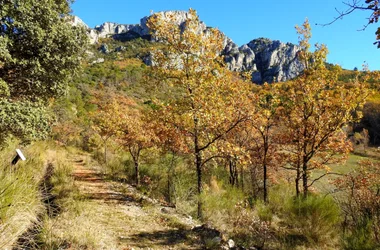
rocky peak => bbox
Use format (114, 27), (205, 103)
(223, 37), (304, 83)
(69, 16), (89, 29)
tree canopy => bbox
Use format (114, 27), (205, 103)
(0, 0), (87, 144)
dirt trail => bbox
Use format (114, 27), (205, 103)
(69, 155), (205, 250)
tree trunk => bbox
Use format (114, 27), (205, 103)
(263, 162), (268, 203)
(134, 160), (139, 186)
(193, 107), (203, 219)
(103, 138), (107, 164)
(129, 146), (141, 187)
(167, 153), (176, 204)
(240, 165), (244, 192)
(263, 135), (269, 203)
(229, 159), (234, 186)
(196, 151), (203, 220)
(229, 158), (238, 187)
(302, 163), (308, 198)
(167, 171), (171, 204)
(296, 166), (300, 197)
(250, 165), (259, 199)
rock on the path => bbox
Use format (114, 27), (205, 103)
(160, 207), (175, 214)
(228, 239), (235, 248)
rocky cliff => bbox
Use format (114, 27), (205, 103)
(74, 11), (304, 83)
(224, 38), (304, 83)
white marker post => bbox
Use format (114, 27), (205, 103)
(11, 149), (26, 165)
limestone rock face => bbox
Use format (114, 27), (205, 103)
(246, 38), (304, 83)
(92, 11), (207, 42)
(146, 11), (207, 35)
(69, 16), (89, 29)
(88, 29), (99, 44)
(223, 39), (256, 72)
(95, 22), (141, 38)
(68, 16), (98, 44)
(223, 38), (304, 83)
(76, 11), (305, 83)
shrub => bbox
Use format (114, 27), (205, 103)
(231, 204), (276, 249)
(281, 195), (341, 248)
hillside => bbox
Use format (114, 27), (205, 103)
(2, 6), (380, 250)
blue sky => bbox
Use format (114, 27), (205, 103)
(72, 0), (380, 70)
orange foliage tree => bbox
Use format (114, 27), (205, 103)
(90, 92), (127, 164)
(247, 84), (283, 203)
(218, 84), (283, 203)
(117, 106), (157, 186)
(147, 9), (252, 219)
(90, 91), (156, 186)
(280, 20), (369, 197)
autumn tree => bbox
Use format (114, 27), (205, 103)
(218, 83), (282, 203)
(91, 92), (157, 186)
(215, 127), (249, 190)
(152, 114), (190, 204)
(247, 84), (282, 203)
(147, 9), (252, 219)
(117, 105), (157, 186)
(280, 20), (368, 197)
(0, 0), (87, 145)
(90, 92), (126, 164)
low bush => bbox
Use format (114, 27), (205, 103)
(281, 195), (341, 248)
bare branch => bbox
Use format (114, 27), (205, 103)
(317, 0), (377, 32)
(308, 172), (344, 188)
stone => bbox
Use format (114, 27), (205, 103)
(228, 239), (235, 248)
(88, 29), (99, 44)
(99, 44), (109, 54)
(91, 58), (105, 64)
(95, 22), (137, 38)
(69, 16), (98, 44)
(160, 207), (174, 214)
(115, 46), (126, 52)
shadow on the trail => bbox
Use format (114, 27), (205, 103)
(85, 192), (140, 204)
(124, 229), (203, 249)
(74, 170), (144, 205)
(74, 172), (105, 182)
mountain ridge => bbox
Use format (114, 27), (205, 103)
(72, 11), (304, 83)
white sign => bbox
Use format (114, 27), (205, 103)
(16, 149), (26, 161)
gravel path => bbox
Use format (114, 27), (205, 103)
(70, 155), (204, 250)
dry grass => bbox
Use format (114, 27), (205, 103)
(0, 140), (52, 249)
(39, 200), (118, 249)
(35, 150), (118, 249)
